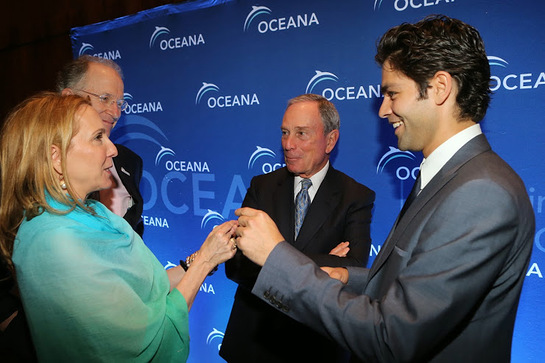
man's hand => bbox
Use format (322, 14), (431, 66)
(321, 267), (349, 284)
(329, 241), (350, 257)
(235, 207), (285, 266)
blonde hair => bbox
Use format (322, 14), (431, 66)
(0, 92), (93, 269)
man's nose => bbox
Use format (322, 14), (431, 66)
(378, 97), (391, 119)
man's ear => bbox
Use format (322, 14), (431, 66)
(61, 88), (74, 96)
(325, 129), (339, 154)
(430, 71), (453, 106)
(51, 145), (63, 174)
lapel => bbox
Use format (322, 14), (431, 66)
(369, 134), (492, 279)
(273, 168), (296, 244)
(114, 158), (132, 192)
(113, 145), (137, 198)
(293, 167), (341, 250)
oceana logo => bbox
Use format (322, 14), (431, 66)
(195, 82), (260, 108)
(201, 210), (226, 230)
(243, 5), (319, 33)
(306, 70), (382, 101)
(377, 146), (420, 207)
(488, 56), (545, 92)
(376, 146), (419, 181)
(306, 70), (339, 94)
(244, 6), (272, 31)
(149, 25), (205, 50)
(78, 42), (121, 60)
(155, 146), (176, 167)
(248, 146), (284, 174)
(123, 92), (164, 115)
(149, 26), (170, 48)
(374, 0), (455, 12)
(206, 328), (225, 351)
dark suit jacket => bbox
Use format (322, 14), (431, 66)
(252, 135), (535, 363)
(90, 144), (144, 236)
(113, 144), (144, 236)
(220, 166), (375, 363)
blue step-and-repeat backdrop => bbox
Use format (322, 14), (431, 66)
(71, 0), (544, 361)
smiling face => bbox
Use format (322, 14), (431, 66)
(281, 101), (338, 178)
(62, 105), (118, 199)
(379, 61), (439, 157)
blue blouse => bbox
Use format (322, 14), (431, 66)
(13, 197), (189, 362)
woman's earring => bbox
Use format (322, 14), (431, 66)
(60, 176), (67, 190)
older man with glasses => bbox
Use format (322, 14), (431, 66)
(57, 55), (144, 236)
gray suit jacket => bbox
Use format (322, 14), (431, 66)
(252, 135), (535, 362)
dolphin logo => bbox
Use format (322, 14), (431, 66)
(244, 6), (272, 31)
(487, 56), (509, 68)
(248, 146), (276, 169)
(373, 0), (384, 10)
(376, 146), (416, 174)
(79, 42), (94, 56)
(201, 210), (225, 229)
(206, 328), (225, 351)
(155, 146), (176, 166)
(195, 82), (220, 104)
(164, 261), (177, 270)
(306, 70), (339, 94)
(149, 26), (170, 48)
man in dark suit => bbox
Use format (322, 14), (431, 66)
(220, 94), (375, 362)
(234, 16), (535, 362)
(57, 56), (144, 236)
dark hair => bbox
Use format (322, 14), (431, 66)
(375, 15), (491, 122)
(55, 55), (123, 92)
(287, 94), (340, 134)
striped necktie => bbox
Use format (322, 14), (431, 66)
(295, 178), (312, 239)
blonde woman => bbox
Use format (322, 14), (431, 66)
(0, 93), (237, 362)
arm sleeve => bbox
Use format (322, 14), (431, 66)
(252, 180), (526, 362)
(308, 187), (375, 268)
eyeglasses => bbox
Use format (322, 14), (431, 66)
(76, 89), (128, 112)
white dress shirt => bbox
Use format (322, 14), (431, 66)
(293, 161), (330, 203)
(419, 124), (483, 191)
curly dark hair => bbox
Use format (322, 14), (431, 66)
(375, 15), (491, 122)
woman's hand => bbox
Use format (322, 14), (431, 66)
(197, 220), (238, 270)
(176, 220), (238, 310)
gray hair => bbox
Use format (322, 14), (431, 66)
(287, 94), (340, 134)
(55, 55), (123, 92)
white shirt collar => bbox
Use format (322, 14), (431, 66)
(294, 161), (329, 202)
(420, 124), (482, 190)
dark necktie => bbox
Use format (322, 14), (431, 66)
(398, 172), (421, 223)
(295, 178), (312, 238)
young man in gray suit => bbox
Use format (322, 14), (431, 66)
(220, 94), (375, 362)
(234, 15), (535, 363)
